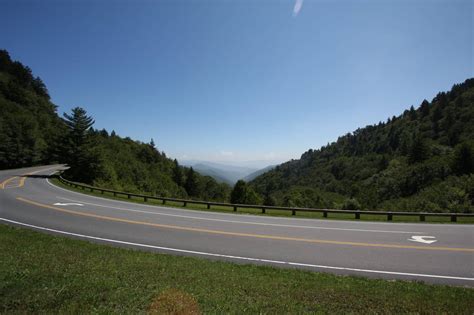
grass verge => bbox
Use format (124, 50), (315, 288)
(51, 177), (474, 224)
(0, 224), (473, 313)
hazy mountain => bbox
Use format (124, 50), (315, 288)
(243, 165), (275, 182)
(180, 160), (259, 184)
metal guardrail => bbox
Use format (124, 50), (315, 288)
(57, 175), (474, 222)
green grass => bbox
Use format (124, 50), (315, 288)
(0, 224), (473, 314)
(51, 177), (474, 224)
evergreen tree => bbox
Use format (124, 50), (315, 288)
(231, 180), (247, 204)
(172, 159), (183, 186)
(184, 167), (199, 197)
(231, 180), (261, 205)
(62, 107), (102, 182)
(408, 105), (417, 120)
(408, 134), (429, 164)
(420, 99), (430, 117)
(452, 143), (474, 175)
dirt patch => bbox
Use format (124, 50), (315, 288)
(148, 288), (201, 315)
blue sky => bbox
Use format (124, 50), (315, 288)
(1, 0), (472, 166)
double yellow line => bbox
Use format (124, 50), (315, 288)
(0, 176), (19, 189)
(15, 197), (474, 253)
(0, 166), (57, 190)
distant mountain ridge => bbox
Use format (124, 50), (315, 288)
(243, 165), (275, 182)
(180, 160), (275, 184)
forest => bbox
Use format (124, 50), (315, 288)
(250, 79), (474, 213)
(1, 49), (473, 213)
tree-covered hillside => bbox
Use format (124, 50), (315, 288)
(0, 50), (66, 168)
(0, 49), (230, 201)
(250, 79), (474, 213)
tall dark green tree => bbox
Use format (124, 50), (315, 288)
(62, 107), (102, 183)
(231, 180), (247, 204)
(452, 143), (474, 175)
(172, 159), (183, 186)
(184, 167), (199, 197)
(408, 134), (429, 164)
(231, 180), (261, 205)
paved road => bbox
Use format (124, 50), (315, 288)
(1, 165), (473, 286)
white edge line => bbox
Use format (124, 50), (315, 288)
(44, 170), (474, 228)
(54, 196), (422, 234)
(45, 177), (435, 232)
(0, 217), (472, 282)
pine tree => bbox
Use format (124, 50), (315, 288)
(172, 159), (183, 186)
(184, 167), (199, 197)
(62, 107), (101, 183)
(420, 99), (430, 117)
(408, 134), (429, 164)
(452, 143), (474, 175)
(231, 180), (247, 204)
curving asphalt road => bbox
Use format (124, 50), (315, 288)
(1, 165), (473, 286)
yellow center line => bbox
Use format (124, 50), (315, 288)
(1, 166), (59, 190)
(0, 176), (19, 189)
(16, 197), (474, 253)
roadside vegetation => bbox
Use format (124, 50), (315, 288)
(51, 176), (474, 224)
(1, 224), (473, 314)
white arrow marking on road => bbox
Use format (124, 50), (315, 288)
(53, 202), (84, 207)
(408, 236), (437, 244)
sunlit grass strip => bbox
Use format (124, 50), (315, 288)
(1, 224), (473, 313)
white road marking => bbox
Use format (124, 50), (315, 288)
(46, 176), (474, 228)
(54, 196), (422, 234)
(408, 236), (437, 244)
(53, 202), (84, 206)
(0, 217), (472, 282)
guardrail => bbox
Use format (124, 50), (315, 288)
(57, 175), (474, 222)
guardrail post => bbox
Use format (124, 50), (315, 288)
(420, 214), (425, 222)
(101, 190), (104, 194)
(387, 212), (393, 221)
(451, 215), (457, 222)
(113, 192), (117, 197)
(355, 211), (360, 219)
(262, 207), (266, 214)
(233, 206), (237, 212)
(323, 211), (327, 218)
(127, 194), (131, 199)
(207, 203), (211, 209)
(183, 201), (187, 207)
(162, 199), (166, 205)
(292, 210), (296, 216)
(144, 196), (148, 202)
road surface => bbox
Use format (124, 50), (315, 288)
(0, 165), (473, 286)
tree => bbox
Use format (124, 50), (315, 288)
(184, 167), (199, 197)
(63, 107), (95, 148)
(408, 134), (429, 164)
(62, 107), (102, 183)
(342, 198), (361, 210)
(172, 159), (183, 186)
(408, 105), (417, 121)
(231, 180), (261, 205)
(452, 143), (474, 175)
(420, 99), (430, 118)
(231, 180), (247, 204)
